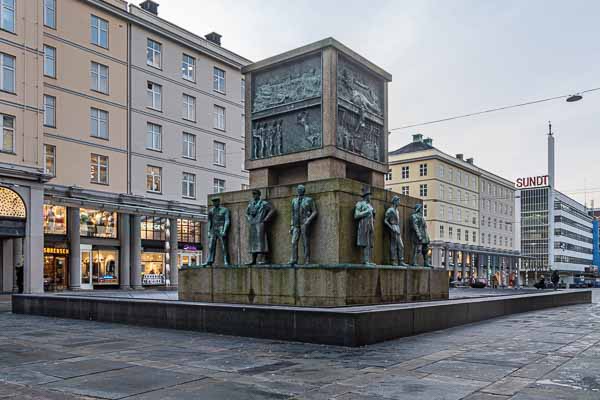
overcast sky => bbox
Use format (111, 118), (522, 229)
(160, 0), (599, 206)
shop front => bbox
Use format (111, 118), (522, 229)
(177, 219), (203, 267)
(43, 247), (69, 291)
(43, 205), (69, 292)
(80, 245), (119, 288)
(141, 216), (167, 286)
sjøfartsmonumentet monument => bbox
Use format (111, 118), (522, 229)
(179, 38), (448, 306)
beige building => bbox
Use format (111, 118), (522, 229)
(0, 0), (250, 294)
(387, 134), (519, 285)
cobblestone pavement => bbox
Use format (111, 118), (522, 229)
(0, 290), (598, 399)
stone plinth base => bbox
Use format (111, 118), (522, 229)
(179, 265), (448, 307)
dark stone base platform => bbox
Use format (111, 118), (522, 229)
(179, 264), (448, 307)
(12, 289), (591, 347)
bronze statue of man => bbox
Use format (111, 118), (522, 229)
(246, 189), (275, 265)
(409, 203), (432, 267)
(354, 186), (376, 265)
(289, 184), (318, 265)
(203, 197), (230, 266)
(384, 195), (407, 266)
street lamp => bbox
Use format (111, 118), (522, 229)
(566, 94), (583, 102)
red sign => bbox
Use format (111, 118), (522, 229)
(515, 175), (549, 189)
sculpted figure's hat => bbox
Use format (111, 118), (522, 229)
(361, 186), (372, 197)
(252, 189), (261, 195)
(211, 197), (221, 203)
(391, 195), (400, 203)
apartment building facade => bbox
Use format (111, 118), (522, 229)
(0, 0), (250, 294)
(387, 134), (519, 285)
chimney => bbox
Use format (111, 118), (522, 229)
(466, 157), (474, 164)
(205, 32), (222, 46)
(456, 153), (464, 161)
(412, 134), (423, 143)
(139, 0), (159, 15)
(423, 137), (433, 146)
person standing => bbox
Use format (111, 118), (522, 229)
(551, 269), (560, 290)
(289, 184), (318, 265)
(246, 190), (276, 265)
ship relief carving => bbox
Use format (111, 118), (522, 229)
(252, 54), (322, 113)
(336, 55), (385, 162)
(251, 107), (322, 160)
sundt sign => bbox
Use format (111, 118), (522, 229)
(515, 175), (549, 189)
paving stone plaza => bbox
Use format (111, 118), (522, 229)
(0, 290), (598, 399)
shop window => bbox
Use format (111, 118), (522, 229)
(92, 249), (118, 285)
(141, 216), (166, 241)
(177, 218), (201, 243)
(80, 208), (117, 238)
(43, 204), (67, 234)
(141, 252), (166, 286)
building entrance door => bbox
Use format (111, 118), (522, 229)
(80, 245), (93, 290)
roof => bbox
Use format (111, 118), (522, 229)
(388, 141), (434, 155)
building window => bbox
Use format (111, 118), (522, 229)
(146, 38), (161, 68)
(43, 205), (66, 235)
(90, 15), (108, 48)
(213, 67), (225, 93)
(472, 231), (476, 243)
(241, 79), (245, 103)
(439, 183), (445, 200)
(419, 184), (428, 197)
(423, 204), (428, 217)
(440, 225), (444, 239)
(213, 141), (225, 166)
(213, 178), (225, 193)
(465, 230), (469, 242)
(438, 165), (444, 178)
(384, 169), (392, 181)
(43, 95), (56, 127)
(90, 154), (108, 184)
(0, 114), (14, 153)
(44, 45), (56, 78)
(146, 165), (162, 193)
(419, 163), (428, 176)
(44, 0), (56, 28)
(140, 216), (167, 241)
(182, 132), (195, 159)
(448, 187), (453, 201)
(401, 166), (409, 179)
(401, 186), (409, 196)
(90, 107), (108, 139)
(44, 144), (56, 176)
(181, 54), (195, 81)
(448, 167), (453, 181)
(481, 232), (485, 244)
(182, 172), (195, 198)
(214, 105), (225, 130)
(80, 209), (117, 239)
(90, 62), (108, 93)
(0, 53), (15, 93)
(457, 229), (462, 241)
(147, 82), (162, 110)
(488, 233), (491, 244)
(146, 123), (161, 151)
(493, 218), (497, 229)
(177, 218), (202, 243)
(487, 217), (491, 227)
(457, 208), (461, 222)
(0, 0), (15, 33)
(439, 204), (445, 220)
(448, 207), (453, 222)
(182, 94), (196, 121)
(493, 235), (497, 245)
(449, 227), (453, 239)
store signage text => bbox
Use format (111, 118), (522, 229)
(44, 247), (69, 255)
(142, 274), (165, 286)
(515, 175), (549, 189)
